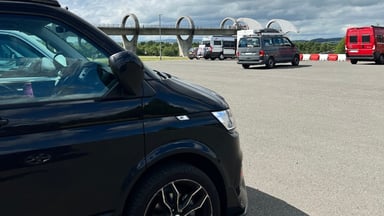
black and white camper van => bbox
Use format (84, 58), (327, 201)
(199, 35), (236, 60)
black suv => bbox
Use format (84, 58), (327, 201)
(0, 0), (247, 215)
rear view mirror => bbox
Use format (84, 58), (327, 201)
(54, 54), (67, 67)
(109, 51), (144, 96)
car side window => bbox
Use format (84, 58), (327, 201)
(213, 40), (221, 46)
(263, 38), (272, 46)
(0, 15), (115, 105)
(273, 37), (283, 46)
(282, 37), (292, 46)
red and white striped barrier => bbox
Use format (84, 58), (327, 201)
(337, 54), (346, 61)
(300, 54), (346, 61)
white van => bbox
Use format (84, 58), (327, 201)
(199, 35), (236, 60)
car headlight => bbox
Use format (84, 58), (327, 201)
(212, 109), (236, 131)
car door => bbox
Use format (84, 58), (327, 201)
(263, 37), (278, 60)
(279, 37), (296, 61)
(223, 40), (235, 57)
(0, 14), (145, 216)
(0, 97), (144, 216)
(238, 37), (261, 61)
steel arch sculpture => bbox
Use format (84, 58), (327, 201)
(220, 17), (239, 29)
(121, 13), (140, 52)
(236, 18), (263, 30)
(175, 16), (195, 56)
(266, 19), (299, 34)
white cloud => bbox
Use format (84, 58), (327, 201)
(59, 0), (384, 40)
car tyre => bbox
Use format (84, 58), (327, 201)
(124, 162), (221, 216)
(350, 59), (358, 64)
(219, 53), (225, 60)
(242, 64), (250, 69)
(291, 55), (300, 66)
(266, 57), (275, 68)
(377, 55), (384, 64)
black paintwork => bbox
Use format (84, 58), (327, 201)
(0, 1), (247, 215)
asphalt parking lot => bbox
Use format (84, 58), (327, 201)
(146, 59), (384, 216)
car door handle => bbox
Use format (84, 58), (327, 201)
(0, 118), (9, 127)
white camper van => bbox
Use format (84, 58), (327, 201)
(198, 35), (236, 60)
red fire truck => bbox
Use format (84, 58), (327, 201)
(345, 26), (384, 64)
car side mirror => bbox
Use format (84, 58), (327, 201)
(109, 50), (144, 96)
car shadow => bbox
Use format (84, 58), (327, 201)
(354, 62), (382, 66)
(246, 186), (309, 216)
(247, 64), (312, 70)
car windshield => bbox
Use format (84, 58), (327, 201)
(239, 37), (260, 48)
(201, 40), (210, 47)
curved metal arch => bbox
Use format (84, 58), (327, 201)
(236, 18), (263, 30)
(121, 13), (140, 43)
(220, 17), (239, 29)
(176, 16), (195, 41)
(266, 19), (299, 34)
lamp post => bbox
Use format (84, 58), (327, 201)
(159, 14), (162, 60)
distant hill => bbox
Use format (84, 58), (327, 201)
(294, 38), (343, 43)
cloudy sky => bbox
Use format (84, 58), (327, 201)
(59, 0), (384, 40)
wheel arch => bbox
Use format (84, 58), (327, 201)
(219, 52), (225, 60)
(266, 56), (275, 68)
(118, 140), (228, 215)
(292, 54), (300, 66)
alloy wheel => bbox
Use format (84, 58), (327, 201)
(144, 179), (213, 216)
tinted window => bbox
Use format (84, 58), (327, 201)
(263, 38), (273, 46)
(0, 15), (115, 105)
(0, 34), (45, 59)
(377, 35), (383, 43)
(223, 41), (235, 48)
(239, 37), (260, 48)
(349, 35), (358, 43)
(272, 37), (283, 46)
(202, 40), (210, 47)
(362, 35), (370, 43)
(213, 40), (221, 46)
(282, 37), (292, 46)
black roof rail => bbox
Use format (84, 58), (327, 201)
(259, 28), (281, 33)
(3, 0), (61, 7)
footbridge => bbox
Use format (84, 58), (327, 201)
(98, 15), (298, 56)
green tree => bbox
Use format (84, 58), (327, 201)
(295, 41), (338, 53)
(335, 37), (346, 54)
(136, 41), (180, 56)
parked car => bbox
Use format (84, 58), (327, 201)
(0, 30), (68, 97)
(0, 0), (248, 216)
(187, 47), (199, 59)
(237, 28), (300, 69)
(0, 30), (54, 69)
